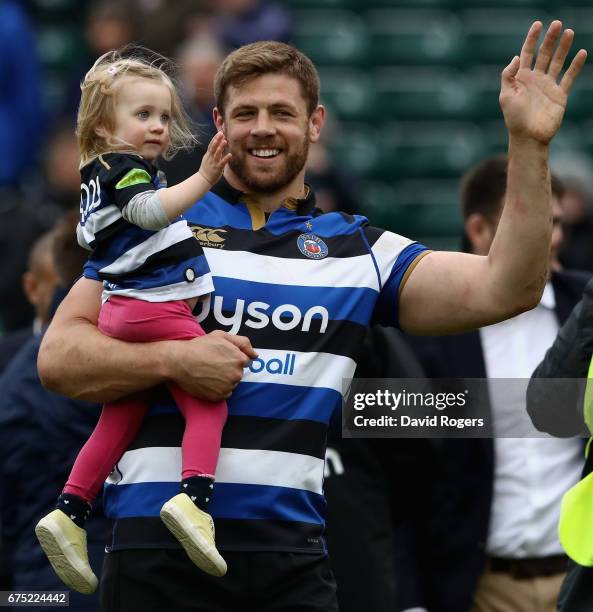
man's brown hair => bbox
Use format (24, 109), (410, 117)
(461, 154), (564, 223)
(214, 41), (320, 116)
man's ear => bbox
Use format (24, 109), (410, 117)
(213, 107), (224, 132)
(308, 105), (326, 143)
(22, 271), (39, 307)
(465, 213), (496, 256)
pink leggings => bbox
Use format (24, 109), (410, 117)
(63, 295), (227, 503)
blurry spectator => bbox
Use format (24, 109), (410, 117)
(134, 0), (208, 58)
(0, 209), (104, 610)
(213, 0), (293, 49)
(0, 0), (43, 188)
(159, 35), (225, 186)
(527, 282), (593, 610)
(396, 155), (588, 612)
(41, 122), (81, 213)
(553, 152), (593, 273)
(306, 137), (360, 216)
(179, 35), (225, 134)
(0, 230), (59, 374)
(62, 0), (135, 119)
(0, 192), (52, 333)
(0, 119), (81, 334)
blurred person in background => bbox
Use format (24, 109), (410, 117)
(305, 117), (360, 215)
(527, 281), (593, 612)
(0, 193), (52, 333)
(0, 0), (43, 189)
(37, 122), (81, 218)
(552, 152), (593, 273)
(61, 0), (135, 120)
(159, 34), (226, 186)
(0, 121), (80, 335)
(396, 155), (589, 612)
(0, 230), (59, 374)
(212, 0), (293, 49)
(0, 209), (105, 611)
(178, 35), (225, 136)
(133, 1), (209, 59)
(0, 0), (45, 332)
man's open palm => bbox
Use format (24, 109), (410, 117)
(500, 20), (587, 144)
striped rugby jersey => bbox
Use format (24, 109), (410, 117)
(101, 178), (428, 553)
(80, 153), (213, 303)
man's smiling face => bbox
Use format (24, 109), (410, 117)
(214, 73), (323, 195)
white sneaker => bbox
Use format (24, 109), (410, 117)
(160, 493), (227, 577)
(35, 509), (98, 594)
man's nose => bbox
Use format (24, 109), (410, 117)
(251, 112), (275, 137)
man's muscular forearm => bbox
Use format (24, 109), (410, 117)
(38, 278), (255, 403)
(487, 136), (551, 313)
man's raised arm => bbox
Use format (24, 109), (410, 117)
(400, 21), (587, 335)
(38, 277), (256, 403)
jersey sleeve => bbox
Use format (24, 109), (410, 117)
(363, 226), (430, 328)
(99, 154), (157, 211)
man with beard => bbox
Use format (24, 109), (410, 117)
(38, 26), (585, 611)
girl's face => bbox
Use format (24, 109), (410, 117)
(108, 76), (173, 161)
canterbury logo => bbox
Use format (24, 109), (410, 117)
(191, 226), (227, 248)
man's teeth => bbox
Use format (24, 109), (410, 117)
(251, 149), (280, 157)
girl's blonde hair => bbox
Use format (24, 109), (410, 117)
(77, 48), (196, 167)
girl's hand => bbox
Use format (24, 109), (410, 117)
(199, 131), (231, 185)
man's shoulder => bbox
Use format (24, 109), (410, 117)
(310, 211), (369, 237)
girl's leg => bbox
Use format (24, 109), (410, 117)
(102, 297), (228, 496)
(168, 385), (227, 481)
(159, 387), (229, 578)
(63, 393), (148, 503)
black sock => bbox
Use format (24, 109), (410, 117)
(181, 476), (214, 512)
(56, 493), (92, 528)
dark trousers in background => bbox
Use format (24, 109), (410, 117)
(557, 560), (593, 612)
(324, 437), (399, 612)
(101, 549), (338, 612)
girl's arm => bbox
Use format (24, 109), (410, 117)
(157, 131), (230, 220)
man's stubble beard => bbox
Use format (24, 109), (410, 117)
(228, 134), (310, 195)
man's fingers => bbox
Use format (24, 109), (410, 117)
(560, 48), (588, 94)
(519, 21), (543, 69)
(534, 20), (562, 72)
(548, 29), (575, 80)
(223, 333), (258, 359)
(501, 55), (520, 86)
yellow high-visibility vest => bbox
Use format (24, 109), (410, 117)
(558, 357), (593, 566)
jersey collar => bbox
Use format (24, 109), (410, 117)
(210, 176), (317, 216)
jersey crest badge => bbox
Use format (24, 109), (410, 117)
(297, 234), (328, 260)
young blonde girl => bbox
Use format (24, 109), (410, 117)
(36, 49), (231, 594)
